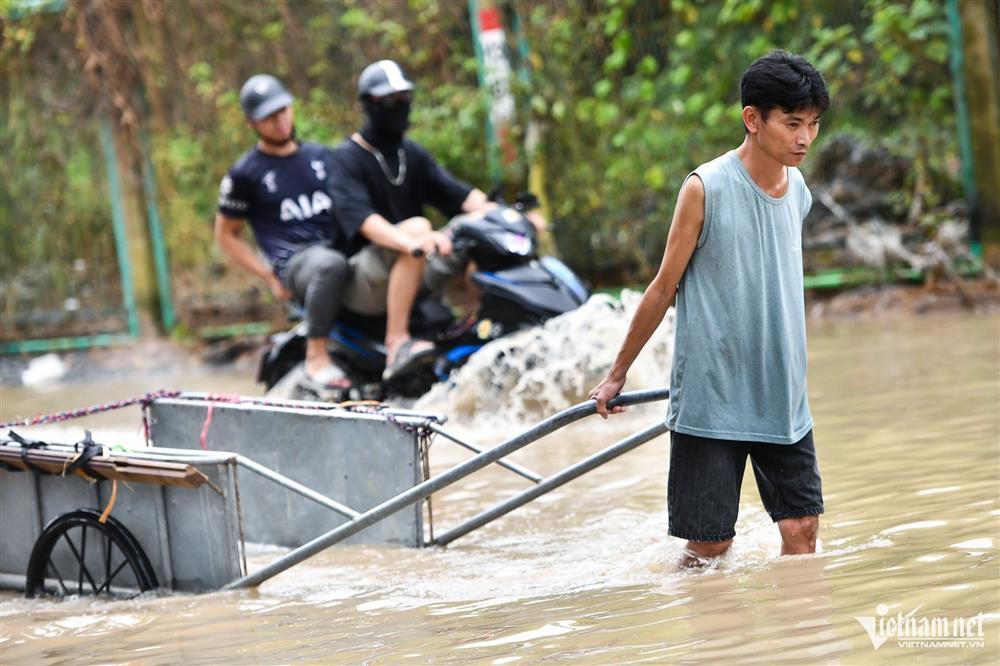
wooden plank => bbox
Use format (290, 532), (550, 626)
(0, 446), (212, 490)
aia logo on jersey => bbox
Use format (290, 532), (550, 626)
(280, 191), (332, 221)
(263, 170), (278, 193)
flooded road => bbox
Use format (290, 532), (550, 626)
(1, 312), (997, 664)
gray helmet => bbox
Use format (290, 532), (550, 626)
(239, 74), (294, 121)
(357, 60), (415, 99)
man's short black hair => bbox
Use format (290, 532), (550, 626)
(741, 50), (830, 127)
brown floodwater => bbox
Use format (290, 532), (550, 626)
(1, 312), (998, 664)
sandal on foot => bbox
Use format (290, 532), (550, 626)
(382, 338), (436, 382)
(300, 364), (352, 394)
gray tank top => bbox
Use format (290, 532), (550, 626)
(665, 150), (813, 444)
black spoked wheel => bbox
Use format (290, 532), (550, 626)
(25, 509), (158, 599)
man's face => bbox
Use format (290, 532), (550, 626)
(250, 105), (295, 145)
(754, 106), (822, 167)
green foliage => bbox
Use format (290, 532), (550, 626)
(0, 11), (119, 327)
(520, 0), (959, 280)
(0, 0), (963, 327)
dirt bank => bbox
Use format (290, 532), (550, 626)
(806, 277), (1000, 319)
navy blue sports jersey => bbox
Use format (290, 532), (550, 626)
(328, 138), (472, 257)
(218, 142), (338, 276)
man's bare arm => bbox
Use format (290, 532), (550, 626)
(358, 213), (422, 254)
(214, 213), (291, 300)
(460, 188), (494, 213)
(589, 175), (706, 418)
(359, 213), (454, 257)
(463, 188), (549, 232)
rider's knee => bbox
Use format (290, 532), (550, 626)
(314, 250), (348, 278)
(398, 216), (432, 236)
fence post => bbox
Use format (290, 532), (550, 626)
(469, 0), (518, 186)
(947, 0), (1000, 257)
(508, 5), (554, 250)
(140, 134), (176, 332)
(100, 117), (160, 336)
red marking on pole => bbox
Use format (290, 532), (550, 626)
(478, 4), (501, 32)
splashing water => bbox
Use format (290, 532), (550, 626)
(416, 291), (674, 424)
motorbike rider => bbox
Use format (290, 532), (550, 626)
(215, 74), (350, 393)
(328, 59), (497, 381)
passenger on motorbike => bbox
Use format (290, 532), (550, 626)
(214, 74), (351, 394)
(328, 59), (497, 381)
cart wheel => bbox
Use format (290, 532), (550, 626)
(25, 509), (158, 599)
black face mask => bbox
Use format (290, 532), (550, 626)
(362, 95), (412, 142)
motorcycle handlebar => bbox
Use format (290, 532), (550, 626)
(411, 231), (472, 259)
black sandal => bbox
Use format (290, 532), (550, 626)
(382, 338), (436, 382)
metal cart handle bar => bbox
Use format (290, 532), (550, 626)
(225, 387), (670, 590)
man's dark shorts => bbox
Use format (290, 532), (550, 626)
(667, 429), (824, 542)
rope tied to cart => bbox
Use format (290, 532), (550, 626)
(180, 394), (438, 450)
(196, 393), (242, 450)
(6, 429), (49, 474)
(2, 390), (441, 532)
(0, 390), (183, 430)
(62, 431), (120, 524)
(1, 389), (436, 444)
(5, 428), (121, 522)
(62, 431), (103, 478)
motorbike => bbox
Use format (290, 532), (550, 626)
(257, 197), (590, 401)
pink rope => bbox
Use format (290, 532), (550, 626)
(199, 404), (214, 450)
(0, 390), (182, 429)
(197, 394), (240, 450)
(1, 390), (423, 444)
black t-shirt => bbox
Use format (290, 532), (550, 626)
(328, 138), (473, 257)
(218, 142), (337, 276)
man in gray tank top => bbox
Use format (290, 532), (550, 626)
(589, 51), (830, 566)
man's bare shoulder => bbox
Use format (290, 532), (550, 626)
(674, 173), (705, 224)
(680, 172), (705, 198)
